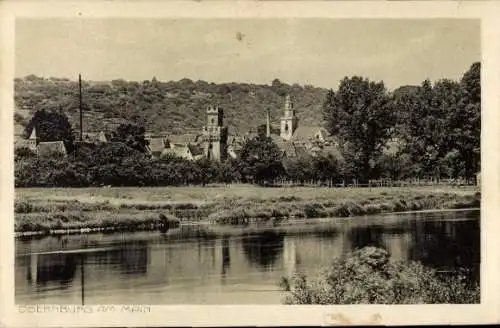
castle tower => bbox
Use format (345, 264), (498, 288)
(280, 95), (298, 141)
(203, 105), (228, 162)
(28, 127), (38, 153)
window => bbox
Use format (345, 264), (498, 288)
(285, 123), (289, 132)
(211, 118), (215, 124)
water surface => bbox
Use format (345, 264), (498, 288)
(15, 209), (480, 304)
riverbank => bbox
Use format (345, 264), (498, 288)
(15, 185), (480, 236)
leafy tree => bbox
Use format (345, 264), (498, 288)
(283, 156), (314, 183)
(238, 135), (284, 185)
(271, 79), (282, 88)
(311, 154), (342, 183)
(24, 109), (75, 153)
(111, 123), (149, 153)
(323, 77), (395, 181)
(395, 78), (463, 181)
(375, 152), (413, 181)
(14, 146), (36, 161)
(448, 62), (481, 182)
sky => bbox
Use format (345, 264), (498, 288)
(15, 18), (480, 90)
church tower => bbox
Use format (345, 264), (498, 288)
(28, 127), (38, 153)
(280, 95), (298, 141)
(203, 105), (228, 162)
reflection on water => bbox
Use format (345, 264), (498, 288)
(15, 210), (480, 304)
(241, 231), (284, 270)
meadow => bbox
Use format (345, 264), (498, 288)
(15, 184), (480, 235)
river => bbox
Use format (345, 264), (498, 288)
(15, 209), (480, 305)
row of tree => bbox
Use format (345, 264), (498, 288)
(322, 62), (480, 182)
(15, 138), (342, 187)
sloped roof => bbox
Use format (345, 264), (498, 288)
(37, 141), (67, 156)
(167, 134), (200, 145)
(283, 142), (297, 158)
(29, 128), (37, 140)
(145, 131), (169, 138)
(292, 126), (329, 141)
(82, 132), (100, 142)
(148, 137), (167, 153)
(187, 143), (204, 156)
(294, 144), (309, 158)
(315, 128), (330, 140)
(270, 134), (287, 150)
(160, 145), (192, 159)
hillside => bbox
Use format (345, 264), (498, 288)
(14, 75), (329, 135)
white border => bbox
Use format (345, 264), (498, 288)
(1, 1), (500, 326)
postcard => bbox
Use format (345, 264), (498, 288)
(1, 1), (499, 326)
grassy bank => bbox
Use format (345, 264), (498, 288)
(15, 185), (480, 235)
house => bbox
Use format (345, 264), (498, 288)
(37, 141), (67, 157)
(160, 144), (194, 160)
(80, 131), (110, 144)
(146, 137), (168, 159)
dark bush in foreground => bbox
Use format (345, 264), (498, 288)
(280, 247), (479, 304)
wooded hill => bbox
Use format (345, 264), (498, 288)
(14, 76), (329, 135)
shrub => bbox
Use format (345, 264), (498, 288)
(14, 201), (34, 213)
(280, 246), (479, 304)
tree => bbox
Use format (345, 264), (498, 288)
(111, 123), (149, 153)
(395, 78), (463, 181)
(323, 77), (395, 182)
(24, 109), (75, 153)
(238, 135), (284, 185)
(448, 62), (481, 182)
(14, 146), (36, 161)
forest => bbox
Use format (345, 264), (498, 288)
(14, 62), (480, 187)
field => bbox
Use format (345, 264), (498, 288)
(15, 185), (480, 235)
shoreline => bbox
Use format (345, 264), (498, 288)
(14, 185), (480, 238)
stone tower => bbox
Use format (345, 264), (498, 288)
(280, 95), (298, 141)
(203, 105), (228, 161)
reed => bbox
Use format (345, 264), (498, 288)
(15, 186), (480, 233)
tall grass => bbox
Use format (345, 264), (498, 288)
(14, 186), (480, 233)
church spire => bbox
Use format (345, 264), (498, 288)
(280, 94), (298, 141)
(285, 94), (292, 111)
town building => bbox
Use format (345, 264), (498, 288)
(202, 105), (228, 162)
(15, 127), (68, 157)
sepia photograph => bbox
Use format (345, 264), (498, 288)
(12, 17), (482, 305)
(1, 1), (500, 326)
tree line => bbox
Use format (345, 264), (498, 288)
(15, 133), (343, 187)
(323, 62), (480, 183)
(15, 75), (327, 135)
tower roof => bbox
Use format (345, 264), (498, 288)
(29, 127), (37, 140)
